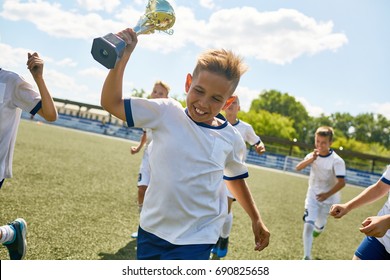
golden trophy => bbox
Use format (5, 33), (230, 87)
(91, 0), (175, 69)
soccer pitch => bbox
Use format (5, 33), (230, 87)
(0, 120), (386, 260)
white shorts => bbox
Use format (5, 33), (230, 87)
(137, 148), (150, 187)
(303, 190), (335, 228)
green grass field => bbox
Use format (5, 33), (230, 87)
(0, 120), (386, 260)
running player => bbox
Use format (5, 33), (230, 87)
(211, 94), (266, 258)
(296, 126), (346, 260)
(0, 52), (57, 259)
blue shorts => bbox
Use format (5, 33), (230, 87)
(355, 236), (390, 260)
(136, 226), (213, 260)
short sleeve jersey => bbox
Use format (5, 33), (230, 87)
(233, 119), (261, 146)
(377, 165), (390, 253)
(0, 69), (41, 181)
(305, 149), (346, 204)
(124, 97), (248, 245)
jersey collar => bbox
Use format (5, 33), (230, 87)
(319, 149), (334, 158)
(185, 108), (228, 129)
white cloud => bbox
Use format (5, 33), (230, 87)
(195, 7), (348, 64)
(1, 1), (348, 64)
(0, 43), (29, 68)
(296, 96), (325, 117)
(199, 0), (215, 10)
(57, 58), (78, 67)
(233, 86), (259, 112)
(1, 0), (126, 39)
(370, 102), (390, 119)
(77, 0), (121, 13)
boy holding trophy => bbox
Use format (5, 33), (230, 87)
(100, 28), (270, 260)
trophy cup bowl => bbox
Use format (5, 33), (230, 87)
(91, 0), (175, 69)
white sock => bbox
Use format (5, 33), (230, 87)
(220, 212), (233, 239)
(303, 222), (314, 258)
(0, 225), (15, 244)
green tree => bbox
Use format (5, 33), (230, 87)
(239, 110), (296, 139)
(131, 88), (147, 98)
(250, 90), (310, 141)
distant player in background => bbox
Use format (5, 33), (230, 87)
(296, 126), (346, 260)
(130, 81), (170, 239)
(330, 165), (390, 260)
(211, 94), (266, 258)
(0, 52), (58, 259)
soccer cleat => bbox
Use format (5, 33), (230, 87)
(131, 231), (138, 239)
(312, 230), (321, 237)
(217, 237), (229, 258)
(4, 218), (27, 260)
(303, 256), (311, 260)
(211, 237), (221, 255)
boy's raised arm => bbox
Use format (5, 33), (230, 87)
(101, 28), (138, 122)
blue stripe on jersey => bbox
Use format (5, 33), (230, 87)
(381, 176), (390, 185)
(223, 172), (249, 180)
(184, 108), (228, 129)
(124, 99), (134, 127)
(30, 100), (42, 115)
(319, 149), (333, 158)
(336, 175), (345, 178)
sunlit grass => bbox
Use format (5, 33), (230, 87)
(0, 120), (385, 260)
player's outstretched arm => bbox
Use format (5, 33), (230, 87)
(226, 179), (270, 252)
(101, 28), (138, 122)
(330, 179), (390, 218)
(27, 52), (57, 122)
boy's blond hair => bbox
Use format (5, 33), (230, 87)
(193, 49), (248, 95)
(315, 126), (334, 142)
(154, 80), (171, 94)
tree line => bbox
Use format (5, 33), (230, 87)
(240, 89), (390, 158)
(131, 88), (390, 159)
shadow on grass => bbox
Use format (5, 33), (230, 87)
(99, 239), (137, 260)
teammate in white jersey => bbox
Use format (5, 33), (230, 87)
(296, 126), (346, 260)
(130, 81), (170, 239)
(330, 165), (390, 259)
(100, 28), (270, 260)
(0, 52), (57, 260)
(211, 94), (266, 258)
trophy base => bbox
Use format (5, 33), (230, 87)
(91, 33), (126, 69)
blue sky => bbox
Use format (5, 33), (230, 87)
(1, 0), (389, 118)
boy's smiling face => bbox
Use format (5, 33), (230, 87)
(315, 134), (332, 155)
(185, 70), (234, 126)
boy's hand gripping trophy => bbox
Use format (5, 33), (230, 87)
(91, 0), (175, 69)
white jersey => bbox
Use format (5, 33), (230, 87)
(377, 165), (390, 253)
(137, 128), (153, 186)
(232, 119), (261, 146)
(305, 149), (346, 205)
(124, 97), (248, 245)
(143, 128), (153, 147)
(0, 69), (41, 181)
